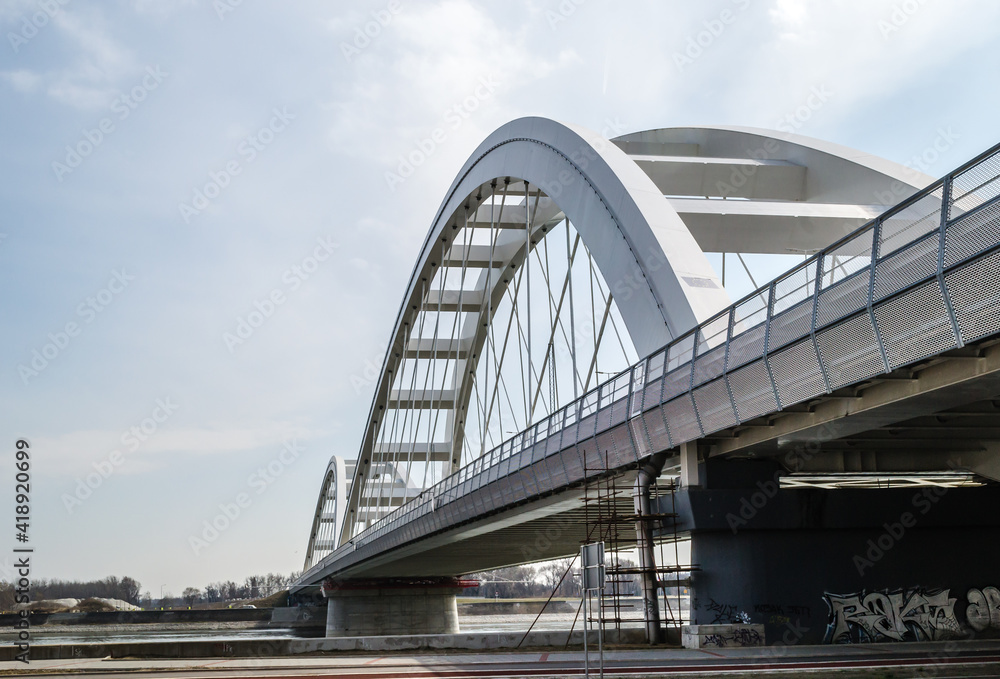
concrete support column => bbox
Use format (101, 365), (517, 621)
(322, 577), (465, 637)
(680, 441), (701, 488)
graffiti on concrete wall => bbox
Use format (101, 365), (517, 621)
(967, 586), (1000, 632)
(702, 627), (763, 647)
(705, 598), (750, 624)
(824, 588), (961, 643)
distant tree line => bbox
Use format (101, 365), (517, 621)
(181, 572), (301, 606)
(0, 576), (141, 610)
(0, 572), (303, 611)
(463, 559), (642, 599)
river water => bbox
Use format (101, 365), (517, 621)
(5, 598), (688, 645)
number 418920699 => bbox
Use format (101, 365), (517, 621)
(15, 440), (30, 540)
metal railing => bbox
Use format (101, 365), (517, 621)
(297, 141), (1000, 587)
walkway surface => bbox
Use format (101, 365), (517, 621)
(4, 640), (1000, 678)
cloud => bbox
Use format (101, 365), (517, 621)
(0, 0), (42, 23)
(3, 6), (139, 110)
(323, 0), (578, 164)
(769, 0), (809, 32)
(0, 69), (42, 92)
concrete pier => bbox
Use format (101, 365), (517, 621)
(323, 577), (468, 637)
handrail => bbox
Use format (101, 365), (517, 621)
(299, 140), (1000, 586)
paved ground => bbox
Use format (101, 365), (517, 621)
(3, 640), (1000, 678)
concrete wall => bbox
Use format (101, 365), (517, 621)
(661, 461), (1000, 645)
(0, 629), (643, 660)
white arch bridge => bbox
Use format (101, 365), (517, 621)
(294, 118), (1000, 641)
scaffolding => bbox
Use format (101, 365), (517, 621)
(581, 455), (697, 644)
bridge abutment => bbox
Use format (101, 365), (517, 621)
(322, 577), (465, 637)
(664, 460), (1000, 645)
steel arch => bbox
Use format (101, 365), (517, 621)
(335, 117), (931, 547)
(302, 456), (347, 570)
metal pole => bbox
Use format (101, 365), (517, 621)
(583, 590), (589, 678)
(525, 182), (532, 421)
(598, 587), (604, 679)
(634, 451), (668, 644)
(566, 220), (579, 400)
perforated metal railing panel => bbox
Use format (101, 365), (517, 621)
(298, 142), (1000, 586)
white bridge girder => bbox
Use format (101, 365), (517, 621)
(301, 118), (934, 557)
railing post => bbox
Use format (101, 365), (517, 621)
(811, 255), (833, 394)
(523, 424), (543, 496)
(629, 363), (646, 417)
(867, 217), (892, 374)
(657, 352), (674, 449)
(688, 332), (705, 437)
(762, 282), (782, 410)
(937, 174), (964, 348)
(624, 364), (643, 462)
(688, 332), (699, 394)
(721, 306), (741, 423)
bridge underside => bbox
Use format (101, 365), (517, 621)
(703, 334), (1000, 480)
(314, 471), (643, 581)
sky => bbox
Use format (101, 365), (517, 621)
(2, 0), (999, 599)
